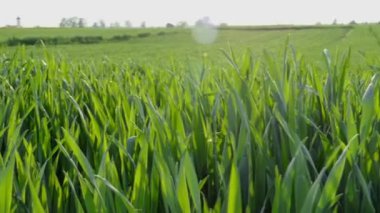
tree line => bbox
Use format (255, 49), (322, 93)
(59, 17), (192, 29)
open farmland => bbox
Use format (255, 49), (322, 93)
(1, 24), (380, 212)
(1, 25), (380, 65)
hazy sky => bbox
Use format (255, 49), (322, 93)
(1, 0), (379, 27)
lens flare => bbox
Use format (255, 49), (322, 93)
(192, 18), (218, 44)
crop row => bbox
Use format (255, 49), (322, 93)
(3, 31), (171, 46)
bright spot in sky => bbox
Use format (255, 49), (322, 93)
(192, 18), (218, 44)
(192, 25), (218, 44)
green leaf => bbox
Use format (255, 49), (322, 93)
(184, 153), (201, 213)
(300, 168), (326, 213)
(95, 175), (136, 212)
(227, 162), (242, 213)
(61, 128), (95, 184)
(316, 146), (348, 212)
(0, 157), (15, 213)
(28, 175), (45, 213)
(353, 164), (375, 213)
(177, 160), (191, 213)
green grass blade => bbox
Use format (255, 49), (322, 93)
(227, 162), (242, 213)
(0, 157), (15, 213)
(300, 168), (326, 213)
(61, 128), (95, 184)
(316, 146), (348, 212)
(184, 153), (202, 213)
(95, 175), (136, 212)
(177, 159), (191, 213)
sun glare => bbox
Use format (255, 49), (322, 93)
(191, 17), (218, 44)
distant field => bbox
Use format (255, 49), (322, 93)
(1, 24), (380, 66)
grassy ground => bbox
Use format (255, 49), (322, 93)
(1, 24), (380, 66)
(1, 24), (380, 212)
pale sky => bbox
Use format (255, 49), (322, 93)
(1, 0), (379, 27)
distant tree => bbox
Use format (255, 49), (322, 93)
(69, 17), (79, 27)
(333, 18), (338, 25)
(349, 20), (357, 25)
(125, 20), (132, 28)
(141, 21), (146, 28)
(92, 22), (99, 28)
(177, 21), (188, 28)
(195, 17), (213, 27)
(219, 23), (228, 27)
(59, 17), (83, 28)
(166, 23), (175, 28)
(315, 22), (322, 26)
(59, 17), (73, 27)
(99, 20), (106, 28)
(110, 22), (121, 28)
(78, 18), (87, 28)
(59, 18), (67, 27)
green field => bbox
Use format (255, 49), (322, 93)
(2, 25), (380, 65)
(1, 25), (380, 212)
